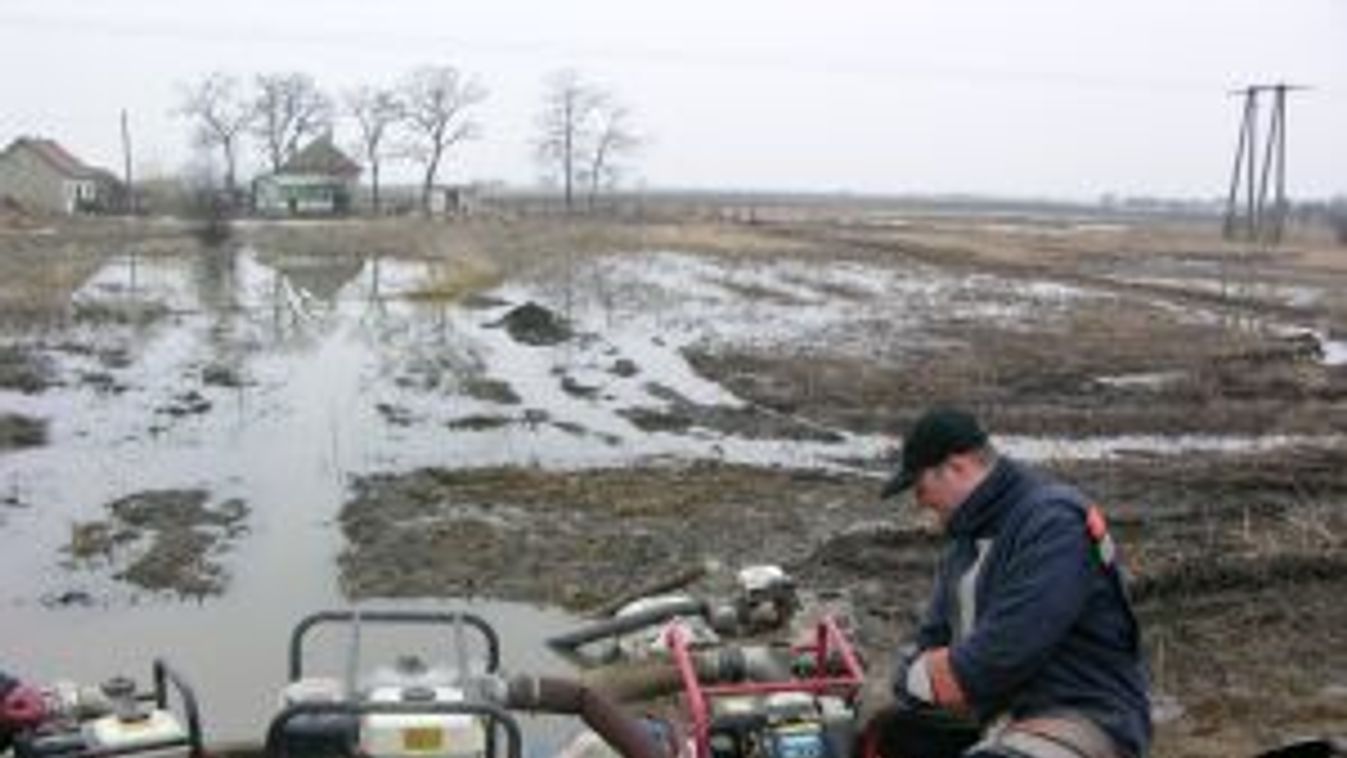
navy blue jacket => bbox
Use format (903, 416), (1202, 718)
(0, 669), (19, 752)
(915, 458), (1151, 756)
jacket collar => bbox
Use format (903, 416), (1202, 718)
(945, 457), (1036, 538)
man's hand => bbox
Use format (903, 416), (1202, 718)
(0, 684), (47, 731)
(891, 647), (970, 715)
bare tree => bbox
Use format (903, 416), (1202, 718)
(400, 65), (487, 214)
(583, 102), (640, 212)
(535, 69), (601, 213)
(536, 70), (640, 213)
(252, 72), (333, 173)
(176, 72), (252, 199)
(345, 85), (404, 214)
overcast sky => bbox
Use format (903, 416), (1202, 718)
(1, 0), (1343, 200)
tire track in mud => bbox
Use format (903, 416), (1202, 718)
(766, 222), (1347, 331)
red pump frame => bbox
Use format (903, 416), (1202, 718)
(664, 616), (865, 758)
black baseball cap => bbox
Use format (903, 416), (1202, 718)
(880, 407), (989, 498)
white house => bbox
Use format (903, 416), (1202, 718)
(0, 137), (122, 215)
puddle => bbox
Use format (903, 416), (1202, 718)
(1325, 339), (1347, 367)
(1095, 371), (1187, 390)
(535, 251), (1101, 364)
(1117, 273), (1331, 311)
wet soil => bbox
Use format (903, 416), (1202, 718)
(63, 489), (250, 597)
(337, 440), (1347, 754)
(684, 311), (1347, 439)
(618, 382), (845, 442)
(0, 412), (47, 450)
(338, 462), (880, 611)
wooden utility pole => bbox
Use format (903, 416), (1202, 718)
(120, 109), (135, 215)
(1223, 83), (1306, 246)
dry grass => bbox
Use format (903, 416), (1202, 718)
(401, 254), (504, 302)
(870, 216), (1344, 271)
(236, 217), (802, 269)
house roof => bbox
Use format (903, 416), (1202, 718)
(1, 137), (105, 180)
(280, 135), (361, 177)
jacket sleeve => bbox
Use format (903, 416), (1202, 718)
(915, 549), (954, 650)
(947, 501), (1093, 712)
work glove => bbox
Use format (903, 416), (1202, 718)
(893, 651), (937, 706)
(0, 683), (48, 731)
(889, 644), (933, 707)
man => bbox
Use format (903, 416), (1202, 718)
(874, 408), (1150, 758)
(0, 671), (46, 753)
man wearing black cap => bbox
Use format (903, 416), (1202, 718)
(872, 408), (1150, 758)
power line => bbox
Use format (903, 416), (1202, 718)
(0, 10), (1236, 95)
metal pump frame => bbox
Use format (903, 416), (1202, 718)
(665, 616), (864, 758)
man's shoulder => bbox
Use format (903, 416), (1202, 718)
(1000, 471), (1093, 545)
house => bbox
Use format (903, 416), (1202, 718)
(0, 137), (123, 215)
(253, 135), (360, 216)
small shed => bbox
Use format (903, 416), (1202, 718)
(0, 137), (123, 215)
(253, 135), (360, 216)
(427, 185), (479, 216)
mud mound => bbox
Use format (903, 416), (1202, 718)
(0, 413), (47, 450)
(0, 344), (55, 393)
(157, 390), (212, 417)
(461, 377), (521, 404)
(494, 302), (573, 346)
(202, 363), (247, 388)
(64, 489), (249, 597)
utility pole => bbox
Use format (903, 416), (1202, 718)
(1223, 83), (1306, 246)
(120, 109), (135, 215)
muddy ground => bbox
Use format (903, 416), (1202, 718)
(3, 212), (1346, 755)
(328, 216), (1346, 755)
(335, 445), (1347, 756)
(61, 489), (250, 598)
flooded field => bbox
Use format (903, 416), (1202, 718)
(2, 214), (1345, 754)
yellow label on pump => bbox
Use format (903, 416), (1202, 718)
(402, 727), (445, 752)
